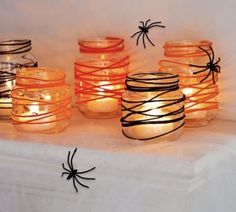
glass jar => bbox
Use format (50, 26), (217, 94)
(0, 39), (37, 119)
(11, 67), (72, 133)
(121, 71), (185, 143)
(74, 37), (129, 118)
(159, 40), (220, 127)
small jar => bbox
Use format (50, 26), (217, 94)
(11, 67), (72, 133)
(74, 37), (129, 118)
(159, 40), (220, 127)
(121, 71), (185, 142)
(0, 39), (37, 119)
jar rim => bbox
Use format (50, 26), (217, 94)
(126, 71), (179, 92)
(78, 37), (124, 54)
(163, 40), (212, 58)
(0, 39), (32, 55)
(16, 67), (66, 87)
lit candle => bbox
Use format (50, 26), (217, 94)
(17, 102), (57, 132)
(0, 80), (14, 116)
(131, 102), (174, 139)
(87, 81), (119, 113)
(0, 98), (12, 116)
(182, 87), (207, 119)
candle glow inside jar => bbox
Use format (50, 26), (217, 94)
(121, 72), (185, 142)
(11, 67), (72, 133)
(74, 37), (129, 118)
(159, 40), (220, 127)
(0, 39), (37, 119)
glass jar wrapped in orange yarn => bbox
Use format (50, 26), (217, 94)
(74, 37), (129, 118)
(159, 40), (220, 127)
(11, 67), (72, 133)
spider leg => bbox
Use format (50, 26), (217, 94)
(193, 67), (209, 74)
(200, 70), (212, 83)
(76, 174), (96, 180)
(140, 21), (145, 27)
(210, 46), (215, 61)
(67, 150), (72, 170)
(148, 21), (163, 27)
(136, 32), (143, 46)
(145, 33), (155, 46)
(73, 177), (78, 193)
(199, 46), (212, 62)
(142, 33), (146, 48)
(147, 25), (165, 29)
(61, 172), (69, 177)
(189, 64), (208, 68)
(75, 176), (89, 189)
(131, 31), (142, 38)
(70, 148), (77, 170)
(77, 167), (96, 174)
(212, 71), (216, 84)
(215, 57), (221, 65)
(62, 163), (71, 172)
(144, 19), (151, 28)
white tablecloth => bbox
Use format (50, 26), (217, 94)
(0, 110), (236, 212)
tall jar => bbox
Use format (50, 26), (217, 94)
(11, 67), (72, 133)
(74, 37), (129, 119)
(159, 40), (220, 127)
(121, 72), (185, 143)
(0, 39), (37, 119)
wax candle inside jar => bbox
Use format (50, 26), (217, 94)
(131, 102), (174, 139)
(17, 101), (56, 132)
(0, 80), (14, 116)
(182, 87), (207, 119)
(87, 81), (119, 113)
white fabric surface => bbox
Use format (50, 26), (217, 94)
(0, 110), (236, 212)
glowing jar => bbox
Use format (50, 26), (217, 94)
(11, 67), (72, 133)
(121, 72), (185, 142)
(74, 37), (129, 118)
(0, 39), (37, 119)
(159, 40), (220, 127)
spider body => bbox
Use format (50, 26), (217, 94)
(61, 148), (96, 193)
(131, 19), (165, 48)
(190, 46), (221, 84)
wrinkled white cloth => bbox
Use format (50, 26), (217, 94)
(0, 111), (236, 212)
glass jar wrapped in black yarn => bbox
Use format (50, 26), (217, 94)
(0, 39), (37, 119)
(121, 72), (185, 142)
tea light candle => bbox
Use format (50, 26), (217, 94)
(0, 98), (12, 116)
(130, 102), (175, 139)
(87, 81), (119, 113)
(17, 102), (57, 132)
(182, 88), (207, 119)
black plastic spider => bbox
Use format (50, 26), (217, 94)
(190, 46), (221, 84)
(61, 148), (96, 193)
(131, 19), (165, 49)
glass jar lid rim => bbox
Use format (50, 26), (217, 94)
(126, 71), (179, 92)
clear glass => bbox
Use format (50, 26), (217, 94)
(121, 72), (185, 143)
(11, 67), (71, 133)
(0, 39), (37, 119)
(160, 40), (219, 127)
(75, 37), (129, 119)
